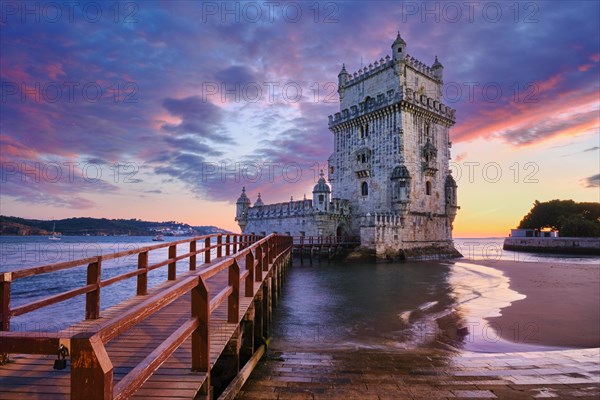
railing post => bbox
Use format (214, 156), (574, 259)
(137, 251), (148, 296)
(204, 237), (211, 263)
(263, 243), (269, 271)
(245, 252), (254, 296)
(0, 273), (11, 364)
(228, 261), (240, 323)
(254, 246), (262, 282)
(191, 277), (210, 398)
(225, 235), (231, 256)
(71, 333), (114, 400)
(190, 240), (197, 271)
(217, 235), (222, 258)
(86, 257), (102, 320)
(168, 244), (177, 280)
(1, 273), (11, 332)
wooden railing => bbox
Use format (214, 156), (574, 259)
(0, 233), (258, 332)
(0, 233), (292, 399)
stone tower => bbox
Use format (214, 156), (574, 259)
(327, 32), (460, 259)
(235, 33), (459, 260)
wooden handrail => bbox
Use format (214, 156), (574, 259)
(113, 317), (200, 400)
(209, 286), (233, 314)
(0, 233), (293, 400)
(11, 284), (96, 317)
(0, 233), (253, 330)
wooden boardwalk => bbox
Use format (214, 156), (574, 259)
(0, 234), (292, 399)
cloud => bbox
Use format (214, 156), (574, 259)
(214, 65), (256, 87)
(582, 174), (600, 188)
(161, 96), (231, 143)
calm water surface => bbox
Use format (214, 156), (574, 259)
(1, 236), (597, 353)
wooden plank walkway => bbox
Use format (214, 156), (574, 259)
(0, 251), (277, 399)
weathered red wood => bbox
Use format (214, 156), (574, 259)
(191, 277), (210, 374)
(209, 286), (233, 314)
(262, 243), (269, 272)
(0, 333), (62, 354)
(232, 236), (237, 253)
(217, 235), (222, 258)
(254, 246), (263, 282)
(11, 257), (99, 280)
(113, 317), (200, 400)
(147, 251), (194, 272)
(1, 273), (11, 332)
(137, 251), (148, 296)
(86, 258), (102, 320)
(244, 253), (254, 297)
(168, 245), (177, 281)
(11, 284), (95, 317)
(204, 237), (211, 263)
(0, 233), (292, 399)
(225, 235), (231, 256)
(99, 277), (198, 344)
(71, 333), (114, 400)
(102, 268), (143, 288)
(228, 261), (240, 323)
(189, 241), (197, 271)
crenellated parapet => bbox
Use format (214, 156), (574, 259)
(246, 198), (351, 220)
(404, 54), (439, 80)
(343, 55), (394, 87)
(328, 86), (455, 129)
(340, 51), (440, 90)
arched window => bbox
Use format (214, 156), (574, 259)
(426, 181), (432, 196)
(361, 181), (369, 196)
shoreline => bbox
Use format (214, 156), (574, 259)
(471, 259), (600, 349)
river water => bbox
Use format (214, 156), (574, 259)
(1, 236), (597, 353)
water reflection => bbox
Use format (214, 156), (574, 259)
(271, 259), (457, 351)
(271, 258), (561, 353)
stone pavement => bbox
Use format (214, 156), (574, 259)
(236, 348), (600, 399)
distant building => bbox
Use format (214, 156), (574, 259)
(235, 33), (460, 259)
(510, 229), (559, 238)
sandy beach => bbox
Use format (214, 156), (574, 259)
(474, 259), (600, 348)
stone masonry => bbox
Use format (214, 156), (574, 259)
(235, 33), (460, 260)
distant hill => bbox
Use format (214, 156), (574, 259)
(0, 216), (231, 237)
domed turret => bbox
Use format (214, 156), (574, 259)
(235, 187), (251, 231)
(312, 170), (331, 212)
(392, 32), (407, 62)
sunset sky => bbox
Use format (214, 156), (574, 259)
(1, 1), (598, 237)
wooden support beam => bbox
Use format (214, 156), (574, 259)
(168, 244), (177, 280)
(137, 251), (148, 296)
(244, 252), (254, 297)
(191, 276), (210, 398)
(228, 261), (240, 324)
(204, 237), (211, 263)
(85, 258), (101, 320)
(190, 240), (197, 271)
(71, 333), (114, 400)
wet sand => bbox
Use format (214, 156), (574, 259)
(475, 259), (600, 348)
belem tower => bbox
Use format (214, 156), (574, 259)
(235, 33), (460, 260)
